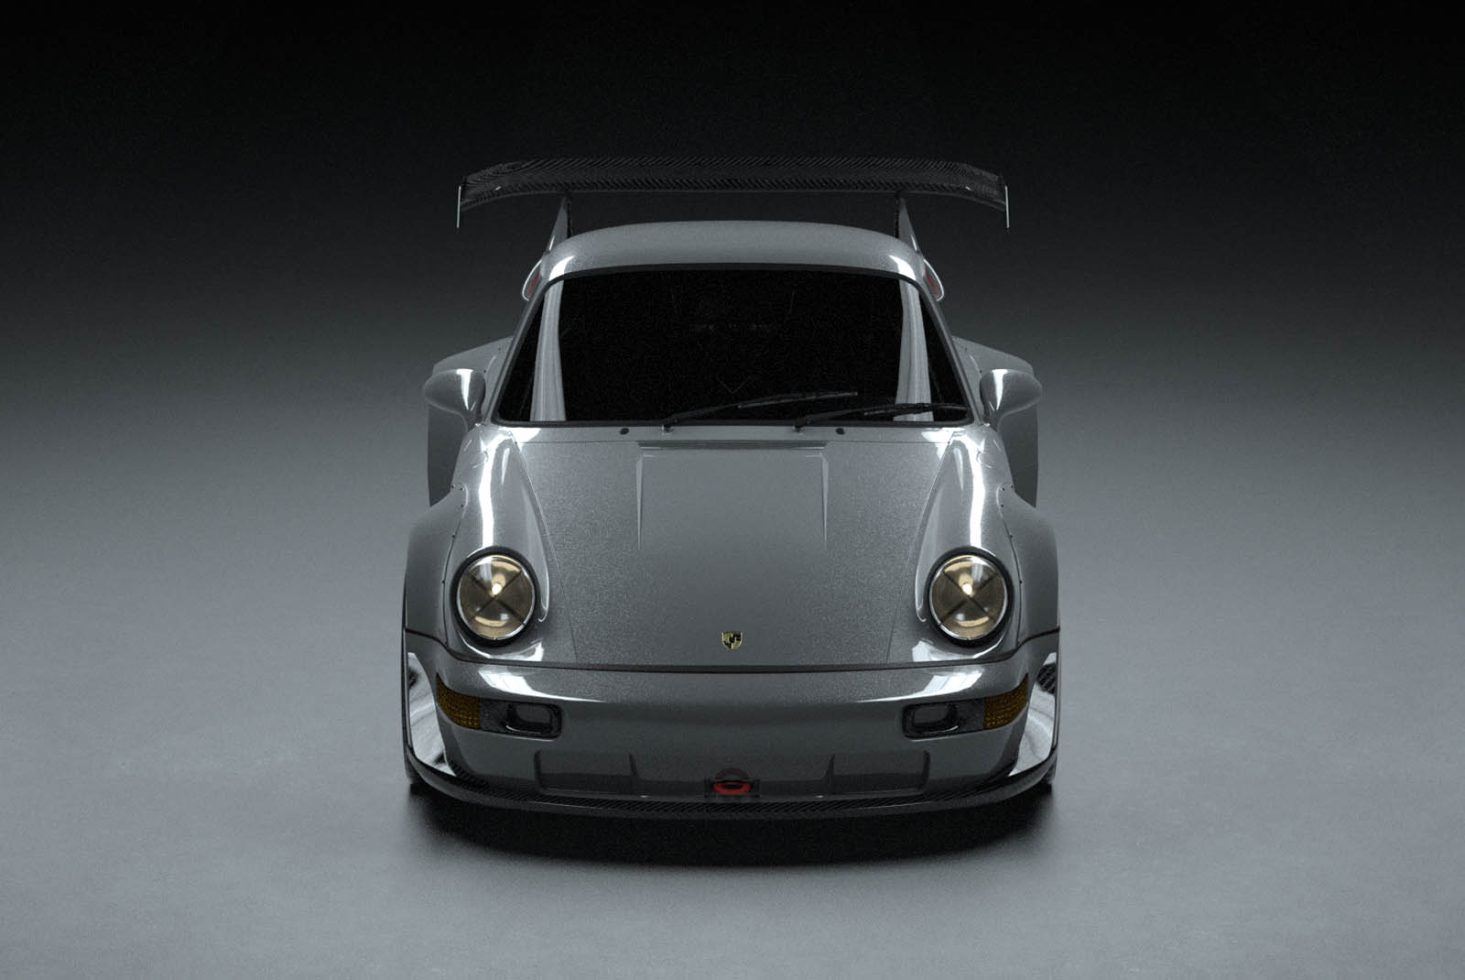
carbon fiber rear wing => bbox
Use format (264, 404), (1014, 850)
(455, 157), (1010, 232)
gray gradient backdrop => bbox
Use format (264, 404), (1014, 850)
(4, 15), (1463, 977)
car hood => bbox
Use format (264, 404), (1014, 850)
(447, 428), (1017, 667)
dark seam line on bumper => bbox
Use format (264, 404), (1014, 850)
(407, 627), (1060, 673)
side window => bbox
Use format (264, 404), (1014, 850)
(496, 303), (542, 422)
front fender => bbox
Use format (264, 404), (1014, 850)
(998, 486), (1059, 639)
(403, 487), (468, 640)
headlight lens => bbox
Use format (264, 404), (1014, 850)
(455, 554), (535, 643)
(929, 554), (1009, 643)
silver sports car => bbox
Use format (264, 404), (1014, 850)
(402, 159), (1058, 817)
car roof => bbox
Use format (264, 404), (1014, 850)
(537, 220), (925, 283)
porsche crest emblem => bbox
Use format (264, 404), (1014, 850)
(720, 631), (744, 651)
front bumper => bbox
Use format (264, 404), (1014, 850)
(403, 632), (1059, 819)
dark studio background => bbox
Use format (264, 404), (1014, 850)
(3, 10), (1463, 976)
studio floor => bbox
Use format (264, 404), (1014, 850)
(4, 280), (1461, 976)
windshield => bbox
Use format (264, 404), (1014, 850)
(495, 268), (968, 425)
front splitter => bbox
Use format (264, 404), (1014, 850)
(405, 744), (1054, 820)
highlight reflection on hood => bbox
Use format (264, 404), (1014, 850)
(443, 426), (1019, 670)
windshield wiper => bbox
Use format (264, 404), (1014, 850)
(659, 390), (861, 431)
(791, 401), (968, 431)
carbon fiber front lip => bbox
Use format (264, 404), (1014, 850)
(407, 749), (1054, 820)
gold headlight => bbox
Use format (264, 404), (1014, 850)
(455, 554), (536, 643)
(929, 554), (1009, 643)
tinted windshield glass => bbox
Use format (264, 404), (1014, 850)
(496, 268), (967, 424)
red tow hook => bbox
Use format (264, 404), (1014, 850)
(709, 768), (755, 797)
